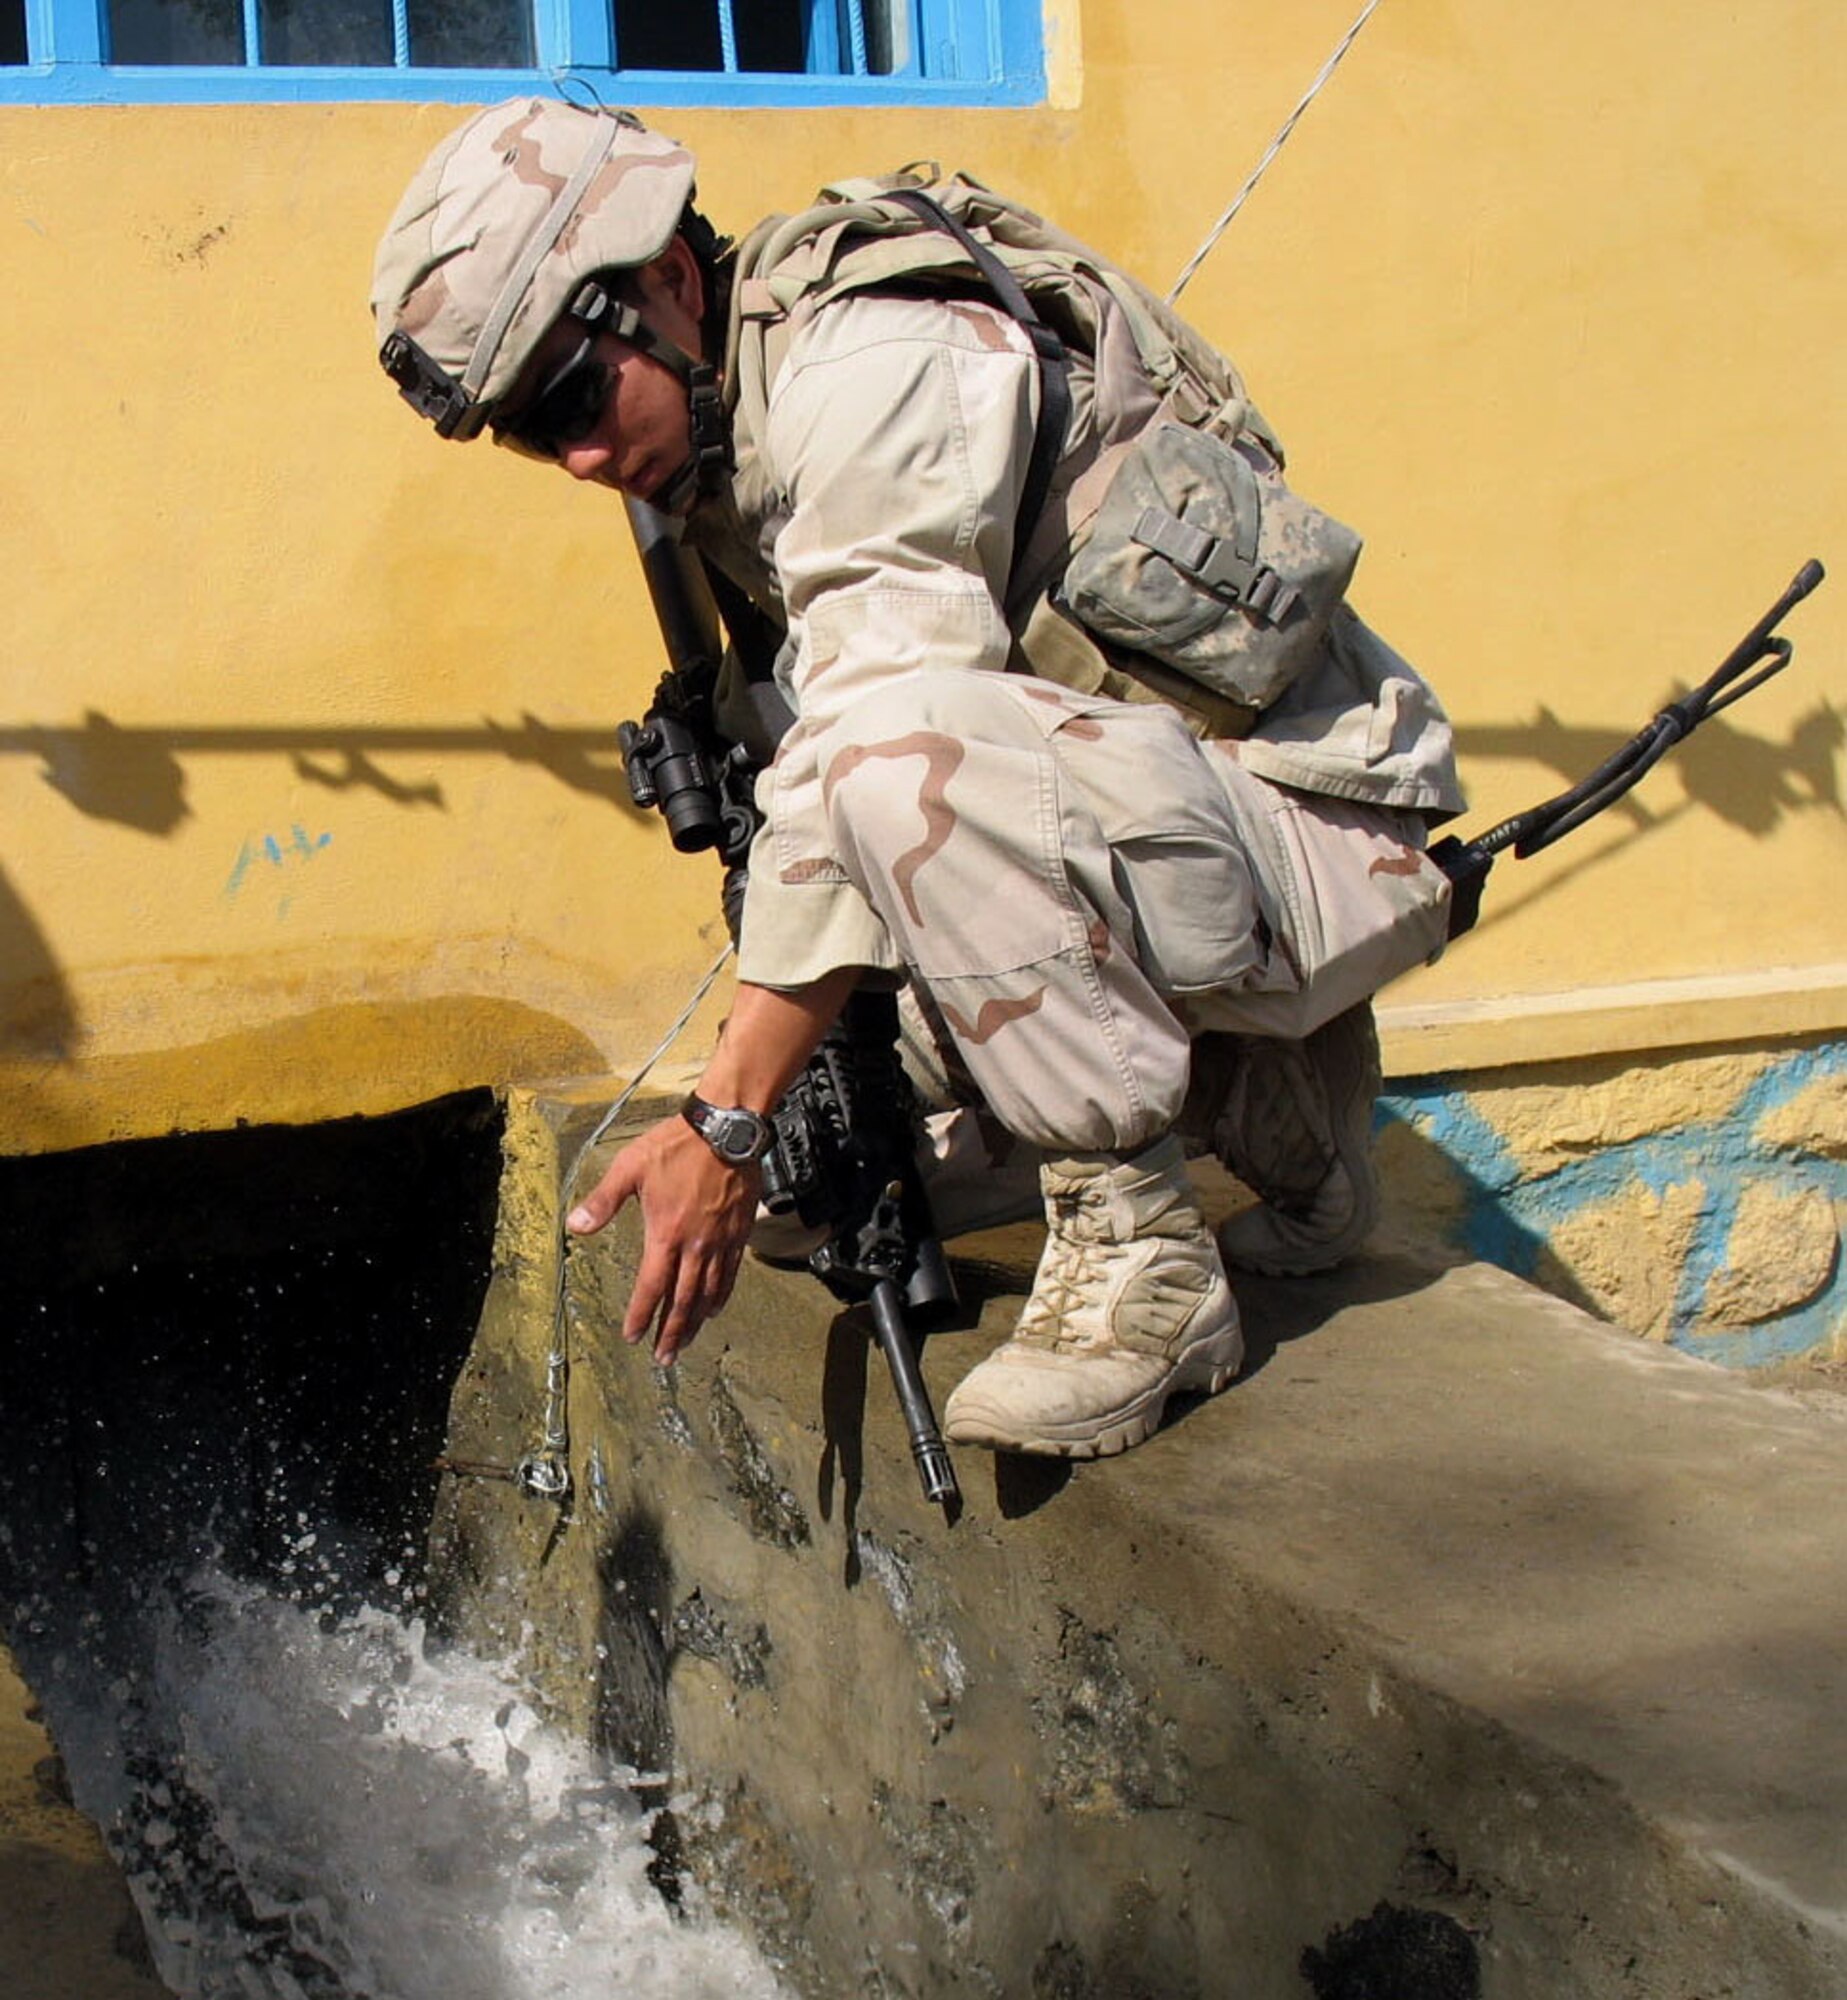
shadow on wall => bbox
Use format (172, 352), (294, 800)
(1377, 1038), (1847, 1369)
(0, 713), (651, 831)
(0, 716), (645, 1098)
(6, 667), (1839, 846)
(1448, 695), (1842, 942)
(0, 863), (80, 1062)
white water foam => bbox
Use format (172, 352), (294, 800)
(26, 1561), (789, 2000)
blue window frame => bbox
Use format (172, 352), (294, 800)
(0, 0), (1043, 102)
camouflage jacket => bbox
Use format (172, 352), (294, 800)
(685, 209), (1461, 992)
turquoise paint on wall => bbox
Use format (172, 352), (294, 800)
(1378, 1042), (1847, 1368)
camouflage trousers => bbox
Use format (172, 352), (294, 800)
(819, 666), (1451, 1153)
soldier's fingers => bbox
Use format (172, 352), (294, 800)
(567, 1149), (640, 1236)
(652, 1266), (714, 1366)
(622, 1241), (678, 1345)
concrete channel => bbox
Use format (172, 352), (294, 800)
(421, 1082), (1847, 1999)
(3, 1080), (1843, 1996)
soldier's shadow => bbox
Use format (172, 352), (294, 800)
(814, 1173), (1458, 1533)
(1222, 1248), (1451, 1381)
(817, 1302), (968, 1577)
(816, 1306), (874, 1578)
(1446, 694), (1842, 939)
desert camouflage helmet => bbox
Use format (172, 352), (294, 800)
(370, 97), (697, 440)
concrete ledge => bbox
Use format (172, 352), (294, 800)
(429, 1084), (1847, 1998)
(1376, 962), (1847, 1076)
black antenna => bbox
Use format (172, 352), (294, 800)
(1433, 560), (1825, 937)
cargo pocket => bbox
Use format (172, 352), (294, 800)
(1025, 687), (1268, 997)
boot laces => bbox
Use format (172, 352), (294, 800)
(1015, 1192), (1119, 1352)
(1014, 1146), (1213, 1352)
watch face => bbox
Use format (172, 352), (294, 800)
(712, 1111), (766, 1163)
(685, 1096), (770, 1164)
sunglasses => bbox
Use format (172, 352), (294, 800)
(493, 339), (612, 462)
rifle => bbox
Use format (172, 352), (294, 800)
(1433, 560), (1825, 933)
(755, 992), (960, 1503)
(618, 498), (961, 1509)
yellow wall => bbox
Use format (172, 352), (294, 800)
(4, 0), (1844, 1152)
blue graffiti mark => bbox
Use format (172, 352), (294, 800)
(1380, 1041), (1847, 1368)
(1676, 1044), (1847, 1364)
(1374, 1089), (1551, 1277)
(224, 826), (335, 901)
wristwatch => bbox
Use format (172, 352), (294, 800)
(680, 1092), (775, 1167)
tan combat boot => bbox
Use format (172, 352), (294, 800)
(1201, 1001), (1383, 1276)
(942, 1134), (1243, 1459)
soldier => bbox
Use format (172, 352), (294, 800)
(370, 97), (1463, 1460)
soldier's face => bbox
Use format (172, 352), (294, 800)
(502, 240), (706, 504)
(551, 332), (690, 500)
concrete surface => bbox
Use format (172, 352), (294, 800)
(426, 1084), (1847, 1999)
(0, 1643), (168, 2000)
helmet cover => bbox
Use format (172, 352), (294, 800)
(370, 96), (697, 424)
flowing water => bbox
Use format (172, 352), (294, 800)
(8, 1534), (790, 2000)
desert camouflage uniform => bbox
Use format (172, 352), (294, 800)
(685, 287), (1461, 1154)
(369, 103), (1462, 1165)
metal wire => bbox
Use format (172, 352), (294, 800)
(514, 939), (737, 1505)
(843, 0), (869, 75)
(1167, 0), (1387, 305)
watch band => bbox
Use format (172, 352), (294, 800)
(680, 1092), (774, 1166)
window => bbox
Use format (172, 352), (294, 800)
(0, 0), (1042, 101)
(103, 0), (534, 68)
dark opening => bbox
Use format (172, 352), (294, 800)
(0, 1091), (711, 1995)
(1, 0), (27, 64)
(0, 1090), (502, 1621)
(0, 1089), (506, 1986)
(1302, 1902), (1482, 2000)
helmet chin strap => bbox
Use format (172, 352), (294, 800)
(653, 451), (703, 518)
(564, 278), (730, 510)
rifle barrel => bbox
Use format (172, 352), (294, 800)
(624, 497), (724, 680)
(869, 1279), (959, 1507)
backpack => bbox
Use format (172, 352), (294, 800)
(723, 165), (1362, 729)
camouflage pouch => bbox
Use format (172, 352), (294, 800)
(1062, 420), (1362, 711)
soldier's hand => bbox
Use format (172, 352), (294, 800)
(566, 1114), (760, 1366)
